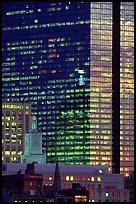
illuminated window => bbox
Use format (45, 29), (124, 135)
(70, 176), (74, 181)
(91, 176), (95, 182)
(97, 177), (101, 182)
(11, 157), (16, 161)
(99, 169), (103, 174)
(5, 151), (10, 155)
(106, 192), (109, 197)
(29, 182), (33, 187)
(92, 200), (95, 202)
(66, 176), (70, 181)
(75, 195), (87, 202)
(11, 151), (16, 155)
(88, 177), (91, 181)
(49, 176), (53, 181)
(34, 19), (38, 23)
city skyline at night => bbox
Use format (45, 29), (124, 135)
(2, 2), (134, 177)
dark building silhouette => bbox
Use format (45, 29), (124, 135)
(2, 187), (14, 202)
(53, 157), (61, 192)
(124, 171), (134, 202)
(55, 183), (89, 202)
(112, 2), (120, 174)
(2, 163), (43, 197)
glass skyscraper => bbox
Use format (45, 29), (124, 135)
(2, 2), (134, 176)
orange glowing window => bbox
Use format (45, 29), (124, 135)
(48, 54), (56, 58)
(48, 38), (56, 43)
(49, 176), (53, 180)
(62, 184), (65, 188)
(91, 192), (95, 197)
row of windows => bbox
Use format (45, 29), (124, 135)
(2, 20), (90, 31)
(3, 44), (89, 54)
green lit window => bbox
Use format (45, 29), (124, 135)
(11, 151), (16, 155)
(99, 169), (103, 174)
(91, 176), (95, 182)
(6, 116), (10, 120)
(97, 177), (101, 182)
(12, 122), (16, 126)
(12, 139), (16, 143)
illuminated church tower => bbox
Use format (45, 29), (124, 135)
(21, 115), (46, 164)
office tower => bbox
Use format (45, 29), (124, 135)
(2, 102), (31, 163)
(119, 2), (134, 177)
(2, 2), (134, 176)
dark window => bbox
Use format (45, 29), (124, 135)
(98, 184), (101, 189)
(92, 184), (95, 189)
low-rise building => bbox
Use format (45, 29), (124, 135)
(2, 163), (129, 202)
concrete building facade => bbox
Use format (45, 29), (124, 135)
(2, 102), (31, 163)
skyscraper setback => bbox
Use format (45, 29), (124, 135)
(2, 2), (134, 176)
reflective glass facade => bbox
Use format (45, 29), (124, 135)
(2, 2), (134, 176)
(90, 2), (112, 169)
(120, 2), (134, 176)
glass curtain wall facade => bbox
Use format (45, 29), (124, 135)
(90, 2), (112, 170)
(2, 2), (91, 165)
(120, 2), (134, 176)
(2, 2), (134, 176)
